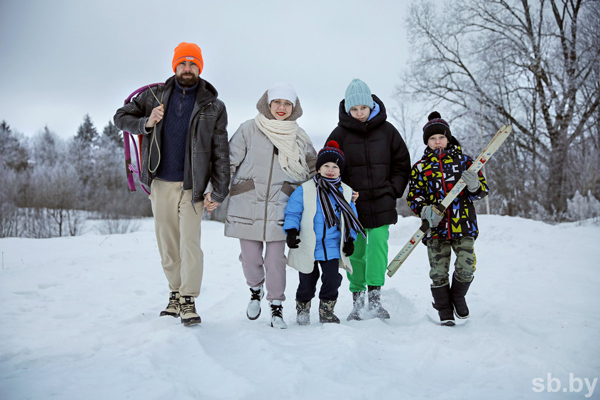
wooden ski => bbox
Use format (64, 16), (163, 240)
(387, 124), (513, 277)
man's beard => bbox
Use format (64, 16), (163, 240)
(176, 73), (199, 87)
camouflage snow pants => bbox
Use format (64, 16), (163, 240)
(426, 236), (476, 287)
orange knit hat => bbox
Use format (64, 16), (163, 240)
(172, 42), (204, 74)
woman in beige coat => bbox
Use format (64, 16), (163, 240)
(225, 82), (317, 329)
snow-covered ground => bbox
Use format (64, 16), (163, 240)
(1, 215), (599, 400)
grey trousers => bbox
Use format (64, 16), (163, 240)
(149, 179), (204, 298)
(239, 239), (287, 302)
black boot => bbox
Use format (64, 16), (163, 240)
(451, 273), (472, 319)
(296, 300), (311, 326)
(368, 286), (390, 319)
(347, 291), (365, 321)
(431, 284), (455, 326)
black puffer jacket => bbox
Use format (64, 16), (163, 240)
(326, 95), (411, 229)
(114, 76), (230, 204)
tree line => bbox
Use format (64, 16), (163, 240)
(2, 0), (599, 238)
(0, 117), (152, 238)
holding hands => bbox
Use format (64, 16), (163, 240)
(203, 193), (221, 213)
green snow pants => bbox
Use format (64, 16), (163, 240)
(347, 225), (390, 292)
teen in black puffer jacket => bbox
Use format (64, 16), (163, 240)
(326, 79), (411, 321)
(326, 94), (410, 229)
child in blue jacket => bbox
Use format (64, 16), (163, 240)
(284, 141), (364, 325)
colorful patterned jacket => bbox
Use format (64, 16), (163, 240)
(406, 142), (489, 241)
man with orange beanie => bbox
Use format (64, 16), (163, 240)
(114, 42), (229, 326)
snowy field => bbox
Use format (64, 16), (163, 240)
(0, 215), (599, 400)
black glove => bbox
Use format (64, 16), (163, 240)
(286, 229), (301, 249)
(343, 239), (354, 257)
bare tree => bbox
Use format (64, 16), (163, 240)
(0, 167), (21, 238)
(400, 0), (600, 217)
(29, 165), (82, 237)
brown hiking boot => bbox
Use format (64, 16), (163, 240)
(159, 291), (180, 317)
(180, 296), (201, 326)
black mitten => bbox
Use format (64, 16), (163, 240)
(343, 239), (354, 257)
(286, 229), (301, 249)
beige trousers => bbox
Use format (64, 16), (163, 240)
(149, 179), (204, 297)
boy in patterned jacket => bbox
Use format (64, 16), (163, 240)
(406, 112), (489, 326)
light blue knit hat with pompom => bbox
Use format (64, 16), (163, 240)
(344, 78), (374, 113)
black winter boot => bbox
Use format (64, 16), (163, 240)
(296, 300), (311, 326)
(431, 284), (455, 326)
(368, 286), (390, 319)
(451, 273), (472, 319)
(319, 299), (340, 324)
(347, 291), (366, 321)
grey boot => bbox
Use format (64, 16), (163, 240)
(319, 299), (340, 324)
(347, 291), (366, 321)
(451, 273), (472, 319)
(368, 286), (390, 319)
(431, 284), (455, 326)
(296, 300), (311, 326)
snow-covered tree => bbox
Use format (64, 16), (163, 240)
(399, 0), (600, 219)
(567, 190), (600, 223)
(74, 114), (99, 145)
(101, 121), (123, 149)
(70, 115), (100, 189)
(0, 120), (29, 172)
(30, 126), (65, 167)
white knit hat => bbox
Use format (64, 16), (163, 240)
(267, 82), (298, 105)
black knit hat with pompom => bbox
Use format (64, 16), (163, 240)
(422, 111), (452, 144)
(316, 140), (345, 173)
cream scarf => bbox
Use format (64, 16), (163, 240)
(254, 113), (313, 182)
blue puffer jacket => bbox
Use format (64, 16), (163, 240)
(284, 183), (358, 262)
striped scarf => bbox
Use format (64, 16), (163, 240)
(314, 175), (366, 242)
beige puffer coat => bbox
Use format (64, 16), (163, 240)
(224, 93), (317, 242)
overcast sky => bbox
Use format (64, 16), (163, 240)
(0, 0), (413, 146)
